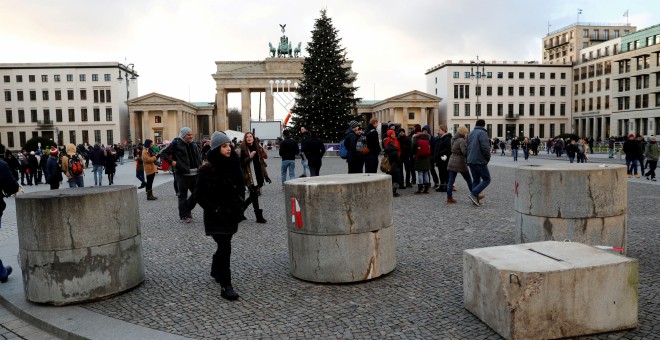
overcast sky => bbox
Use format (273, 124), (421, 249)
(2, 0), (659, 120)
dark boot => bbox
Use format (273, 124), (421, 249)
(415, 184), (423, 194)
(422, 184), (430, 193)
(221, 285), (239, 301)
(147, 190), (158, 200)
(392, 188), (400, 197)
(138, 183), (146, 189)
(435, 184), (447, 192)
(255, 209), (267, 223)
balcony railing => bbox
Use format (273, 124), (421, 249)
(37, 119), (53, 126)
(505, 114), (519, 120)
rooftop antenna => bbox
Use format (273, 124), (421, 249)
(547, 21), (551, 35)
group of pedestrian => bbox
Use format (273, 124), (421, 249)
(344, 118), (491, 206)
(622, 133), (658, 180)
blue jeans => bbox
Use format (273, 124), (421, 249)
(512, 148), (518, 161)
(469, 164), (491, 196)
(568, 156), (575, 163)
(447, 171), (472, 199)
(523, 149), (529, 160)
(300, 156), (309, 176)
(136, 170), (146, 186)
(417, 170), (430, 184)
(626, 159), (638, 175)
(68, 176), (85, 188)
(281, 160), (296, 183)
(92, 164), (104, 185)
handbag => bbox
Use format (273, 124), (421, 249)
(380, 156), (392, 173)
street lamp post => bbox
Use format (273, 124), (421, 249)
(470, 56), (487, 118)
(117, 63), (137, 158)
(269, 79), (298, 127)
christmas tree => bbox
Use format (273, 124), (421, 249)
(288, 9), (360, 142)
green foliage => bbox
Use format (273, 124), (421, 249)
(23, 137), (58, 152)
(288, 9), (360, 142)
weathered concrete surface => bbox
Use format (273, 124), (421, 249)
(284, 174), (393, 235)
(16, 186), (144, 305)
(284, 174), (396, 282)
(515, 212), (627, 247)
(464, 241), (638, 340)
(514, 164), (628, 253)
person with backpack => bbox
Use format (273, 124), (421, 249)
(411, 125), (432, 194)
(61, 144), (85, 188)
(0, 159), (19, 283)
(345, 121), (365, 174)
(576, 139), (587, 163)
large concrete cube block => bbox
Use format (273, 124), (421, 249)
(284, 174), (396, 283)
(464, 241), (638, 340)
(16, 186), (145, 305)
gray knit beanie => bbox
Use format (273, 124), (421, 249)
(210, 131), (231, 150)
(179, 127), (192, 139)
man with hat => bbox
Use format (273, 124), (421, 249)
(161, 127), (203, 223)
(45, 147), (62, 190)
(345, 120), (365, 173)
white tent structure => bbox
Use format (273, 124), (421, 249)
(223, 130), (244, 142)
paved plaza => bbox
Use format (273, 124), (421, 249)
(0, 150), (658, 339)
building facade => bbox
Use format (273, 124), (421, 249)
(425, 60), (572, 140)
(355, 90), (441, 133)
(543, 23), (635, 65)
(611, 24), (660, 136)
(0, 62), (138, 150)
(127, 92), (215, 144)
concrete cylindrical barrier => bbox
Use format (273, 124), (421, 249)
(514, 163), (628, 253)
(284, 174), (396, 283)
(16, 186), (145, 305)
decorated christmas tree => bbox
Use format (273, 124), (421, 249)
(288, 9), (360, 142)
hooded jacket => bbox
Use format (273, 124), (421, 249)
(447, 132), (469, 173)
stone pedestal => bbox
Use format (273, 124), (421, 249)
(284, 174), (396, 283)
(16, 186), (145, 305)
(464, 241), (638, 340)
(514, 164), (627, 253)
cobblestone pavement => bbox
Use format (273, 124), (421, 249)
(2, 152), (658, 339)
(77, 151), (658, 339)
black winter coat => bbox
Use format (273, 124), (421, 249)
(302, 136), (325, 169)
(195, 148), (245, 235)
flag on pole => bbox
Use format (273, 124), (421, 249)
(623, 10), (628, 17)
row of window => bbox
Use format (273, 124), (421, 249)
(617, 54), (660, 74)
(453, 84), (567, 99)
(453, 123), (566, 140)
(452, 102), (567, 117)
(3, 88), (111, 103)
(2, 74), (112, 83)
(450, 71), (567, 80)
(3, 107), (113, 124)
(574, 62), (613, 80)
(615, 94), (660, 110)
(574, 96), (611, 112)
(3, 130), (113, 149)
(574, 79), (612, 94)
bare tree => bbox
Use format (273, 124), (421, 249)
(227, 108), (242, 131)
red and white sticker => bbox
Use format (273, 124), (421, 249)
(291, 197), (303, 228)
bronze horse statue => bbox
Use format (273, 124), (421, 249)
(293, 42), (302, 58)
(268, 42), (276, 58)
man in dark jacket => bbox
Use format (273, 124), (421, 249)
(27, 151), (38, 186)
(622, 133), (641, 177)
(466, 119), (491, 206)
(0, 159), (19, 283)
(510, 137), (520, 161)
(89, 144), (106, 185)
(346, 121), (365, 174)
(160, 127), (203, 223)
(397, 128), (413, 188)
(279, 130), (299, 184)
(364, 118), (382, 173)
(434, 125), (452, 192)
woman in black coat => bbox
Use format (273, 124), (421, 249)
(302, 130), (325, 177)
(195, 132), (245, 301)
